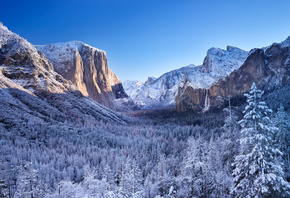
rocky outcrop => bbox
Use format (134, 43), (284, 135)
(36, 42), (127, 110)
(175, 81), (208, 112)
(176, 37), (290, 112)
(0, 22), (73, 94)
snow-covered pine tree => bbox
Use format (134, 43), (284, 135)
(117, 158), (144, 198)
(221, 97), (240, 168)
(14, 162), (39, 198)
(273, 104), (290, 155)
(102, 163), (115, 187)
(232, 83), (290, 197)
(131, 159), (144, 197)
(273, 104), (290, 182)
(182, 136), (209, 197)
(207, 135), (232, 197)
(118, 160), (131, 198)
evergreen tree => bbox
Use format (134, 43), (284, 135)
(273, 104), (290, 152)
(232, 83), (290, 197)
(14, 162), (40, 198)
(155, 154), (174, 197)
(182, 136), (209, 197)
(118, 160), (131, 198)
(273, 104), (290, 182)
(102, 163), (115, 188)
(131, 159), (144, 197)
(207, 135), (232, 197)
(118, 158), (144, 198)
(221, 98), (240, 168)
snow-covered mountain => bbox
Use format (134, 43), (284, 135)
(201, 46), (248, 76)
(0, 22), (128, 124)
(36, 41), (127, 110)
(176, 36), (290, 112)
(123, 80), (145, 98)
(124, 46), (248, 109)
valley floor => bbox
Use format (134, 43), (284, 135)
(1, 86), (289, 198)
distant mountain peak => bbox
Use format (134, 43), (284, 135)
(201, 46), (248, 76)
(124, 45), (248, 110)
(226, 45), (244, 52)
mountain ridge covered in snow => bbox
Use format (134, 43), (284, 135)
(123, 46), (248, 109)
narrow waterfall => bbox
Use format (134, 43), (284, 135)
(203, 89), (210, 112)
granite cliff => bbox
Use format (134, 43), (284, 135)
(36, 42), (127, 110)
(176, 37), (290, 112)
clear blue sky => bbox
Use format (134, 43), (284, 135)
(1, 0), (290, 82)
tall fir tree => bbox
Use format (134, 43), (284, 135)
(182, 136), (209, 197)
(118, 158), (144, 198)
(273, 104), (290, 155)
(273, 104), (290, 182)
(131, 159), (144, 197)
(221, 99), (240, 172)
(102, 163), (115, 188)
(232, 83), (290, 197)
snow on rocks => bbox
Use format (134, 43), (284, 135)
(124, 46), (248, 109)
(36, 41), (105, 74)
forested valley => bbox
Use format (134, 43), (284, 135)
(1, 84), (289, 198)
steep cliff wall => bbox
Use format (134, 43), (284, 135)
(37, 42), (127, 109)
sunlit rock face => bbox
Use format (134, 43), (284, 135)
(176, 37), (290, 112)
(37, 41), (127, 110)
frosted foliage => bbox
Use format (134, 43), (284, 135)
(181, 136), (233, 198)
(14, 162), (45, 198)
(118, 159), (144, 198)
(232, 83), (290, 197)
(46, 169), (115, 198)
(273, 104), (290, 182)
(273, 104), (290, 153)
(221, 104), (240, 168)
